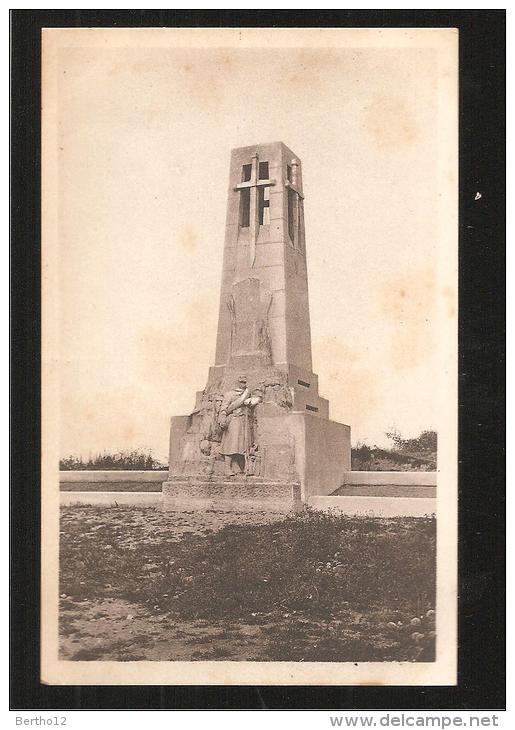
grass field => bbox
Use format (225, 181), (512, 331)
(59, 505), (436, 662)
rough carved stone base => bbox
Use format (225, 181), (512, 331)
(162, 476), (302, 513)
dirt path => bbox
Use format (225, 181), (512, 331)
(60, 596), (279, 661)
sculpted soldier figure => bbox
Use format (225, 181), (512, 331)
(218, 376), (260, 477)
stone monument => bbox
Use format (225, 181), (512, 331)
(163, 142), (351, 510)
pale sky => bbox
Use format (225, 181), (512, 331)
(54, 35), (442, 461)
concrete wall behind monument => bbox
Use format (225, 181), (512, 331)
(164, 142), (351, 503)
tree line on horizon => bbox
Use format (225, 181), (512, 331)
(59, 430), (436, 472)
(351, 429), (437, 472)
(59, 449), (167, 471)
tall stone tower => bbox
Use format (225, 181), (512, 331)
(164, 142), (350, 508)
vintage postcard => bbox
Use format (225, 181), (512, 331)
(41, 27), (458, 685)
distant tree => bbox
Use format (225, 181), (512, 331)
(385, 429), (437, 457)
(351, 430), (437, 472)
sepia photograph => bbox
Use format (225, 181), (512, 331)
(39, 27), (458, 686)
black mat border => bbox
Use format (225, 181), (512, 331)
(10, 9), (505, 711)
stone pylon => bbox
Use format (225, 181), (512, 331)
(163, 142), (350, 510)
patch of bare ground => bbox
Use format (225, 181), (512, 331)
(60, 505), (436, 662)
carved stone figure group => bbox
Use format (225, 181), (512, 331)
(218, 375), (261, 476)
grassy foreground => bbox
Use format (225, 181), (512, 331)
(60, 505), (436, 662)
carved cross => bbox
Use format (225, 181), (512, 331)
(234, 152), (276, 267)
